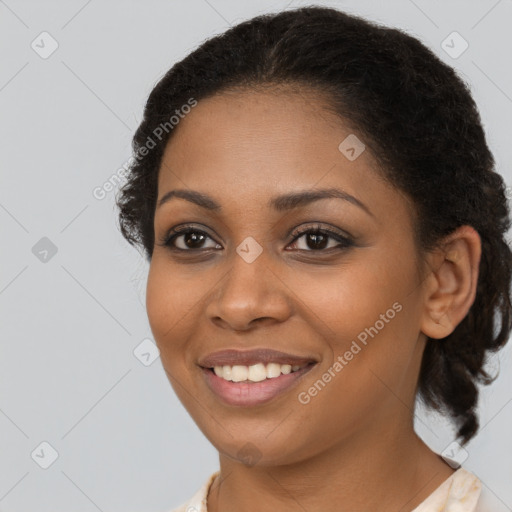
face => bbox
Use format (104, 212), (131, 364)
(146, 87), (429, 467)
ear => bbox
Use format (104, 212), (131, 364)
(420, 226), (481, 339)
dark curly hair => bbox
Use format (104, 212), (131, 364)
(116, 5), (512, 445)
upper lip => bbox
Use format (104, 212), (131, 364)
(198, 349), (318, 368)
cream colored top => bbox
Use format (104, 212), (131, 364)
(169, 467), (508, 512)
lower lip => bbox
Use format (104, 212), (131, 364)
(201, 364), (316, 406)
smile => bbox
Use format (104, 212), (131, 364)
(201, 362), (317, 406)
(212, 362), (308, 382)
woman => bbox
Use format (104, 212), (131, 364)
(116, 6), (511, 511)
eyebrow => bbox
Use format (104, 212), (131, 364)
(157, 187), (373, 217)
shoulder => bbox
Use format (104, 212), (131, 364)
(412, 465), (510, 512)
(168, 467), (509, 512)
(411, 467), (479, 512)
(168, 471), (219, 512)
(446, 466), (510, 512)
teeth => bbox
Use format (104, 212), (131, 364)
(248, 363), (267, 382)
(281, 364), (292, 375)
(231, 365), (248, 382)
(212, 362), (307, 382)
(222, 366), (232, 380)
(266, 363), (282, 378)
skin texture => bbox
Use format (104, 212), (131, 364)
(146, 88), (481, 512)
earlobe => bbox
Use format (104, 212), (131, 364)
(420, 226), (481, 340)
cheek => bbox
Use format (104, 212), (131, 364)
(292, 252), (420, 404)
(293, 310), (418, 447)
(291, 254), (410, 346)
(145, 263), (201, 407)
(146, 265), (174, 338)
(145, 261), (196, 356)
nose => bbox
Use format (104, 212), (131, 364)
(205, 248), (293, 332)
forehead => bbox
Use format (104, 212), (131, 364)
(156, 87), (413, 227)
(162, 89), (368, 179)
(163, 87), (343, 167)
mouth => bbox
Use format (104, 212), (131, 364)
(198, 348), (318, 406)
(208, 361), (311, 382)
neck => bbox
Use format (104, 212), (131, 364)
(207, 422), (455, 512)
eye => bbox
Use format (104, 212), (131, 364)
(157, 223), (354, 253)
(159, 225), (222, 251)
(287, 224), (354, 252)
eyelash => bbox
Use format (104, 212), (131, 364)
(158, 223), (354, 254)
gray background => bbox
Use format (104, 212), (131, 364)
(1, 0), (511, 511)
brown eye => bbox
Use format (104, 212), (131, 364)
(160, 227), (221, 251)
(287, 225), (353, 252)
(157, 223), (353, 254)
